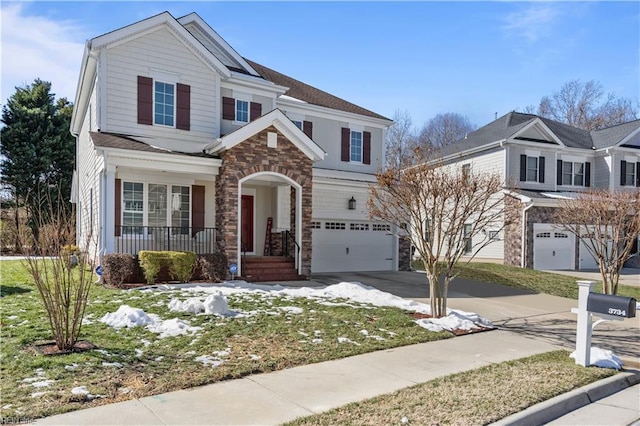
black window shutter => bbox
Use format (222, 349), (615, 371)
(620, 160), (627, 186)
(176, 83), (190, 131)
(519, 155), (527, 181)
(636, 162), (640, 187)
(114, 179), (121, 237)
(538, 157), (545, 183)
(137, 76), (153, 125)
(341, 128), (350, 162)
(556, 160), (563, 185)
(250, 102), (262, 121)
(303, 120), (313, 138)
(363, 131), (371, 165)
(584, 162), (591, 187)
(222, 97), (235, 120)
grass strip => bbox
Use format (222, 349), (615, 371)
(287, 350), (616, 426)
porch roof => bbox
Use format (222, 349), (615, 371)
(91, 132), (217, 158)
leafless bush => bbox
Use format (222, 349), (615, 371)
(19, 188), (94, 351)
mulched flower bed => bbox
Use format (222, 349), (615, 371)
(31, 340), (97, 356)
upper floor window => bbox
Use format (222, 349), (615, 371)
(350, 131), (363, 163)
(463, 223), (472, 254)
(154, 81), (175, 127)
(235, 99), (249, 123)
(519, 155), (545, 183)
(137, 76), (190, 130)
(291, 120), (303, 130)
(461, 163), (471, 184)
(620, 160), (638, 187)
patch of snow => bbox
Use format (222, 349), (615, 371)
(7, 315), (18, 320)
(312, 338), (323, 344)
(337, 337), (360, 346)
(570, 346), (624, 370)
(64, 363), (78, 371)
(401, 416), (409, 424)
(194, 355), (223, 367)
(147, 318), (201, 338)
(249, 354), (261, 361)
(154, 356), (164, 362)
(169, 292), (231, 315)
(102, 362), (123, 368)
(31, 392), (48, 398)
(30, 380), (55, 388)
(359, 330), (369, 336)
(415, 309), (494, 333)
(135, 349), (144, 358)
(280, 306), (303, 314)
(71, 386), (94, 400)
(100, 305), (158, 329)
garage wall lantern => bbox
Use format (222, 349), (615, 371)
(348, 196), (356, 210)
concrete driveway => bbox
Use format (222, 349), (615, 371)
(542, 268), (640, 288)
(300, 270), (640, 362)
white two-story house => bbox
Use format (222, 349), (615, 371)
(433, 112), (640, 271)
(70, 11), (403, 280)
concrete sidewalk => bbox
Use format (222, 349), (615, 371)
(36, 331), (563, 425)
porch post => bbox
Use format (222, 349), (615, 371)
(104, 165), (116, 253)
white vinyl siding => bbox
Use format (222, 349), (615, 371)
(104, 27), (218, 150)
(507, 146), (555, 191)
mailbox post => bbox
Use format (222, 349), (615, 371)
(572, 281), (637, 367)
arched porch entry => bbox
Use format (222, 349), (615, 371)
(237, 171), (303, 276)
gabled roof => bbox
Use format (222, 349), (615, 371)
(205, 109), (326, 162)
(441, 112), (640, 158)
(591, 120), (640, 149)
(244, 59), (390, 121)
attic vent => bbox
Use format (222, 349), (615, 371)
(267, 132), (277, 148)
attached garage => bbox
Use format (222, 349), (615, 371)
(533, 224), (575, 270)
(311, 220), (396, 273)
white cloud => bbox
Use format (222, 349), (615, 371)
(502, 4), (561, 43)
(0, 3), (86, 105)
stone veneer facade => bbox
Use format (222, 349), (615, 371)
(215, 126), (313, 277)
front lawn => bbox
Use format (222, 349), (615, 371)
(287, 350), (616, 425)
(412, 260), (640, 300)
(0, 260), (450, 421)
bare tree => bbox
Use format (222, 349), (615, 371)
(536, 80), (638, 130)
(417, 113), (476, 149)
(385, 109), (417, 169)
(368, 149), (508, 318)
(555, 189), (640, 295)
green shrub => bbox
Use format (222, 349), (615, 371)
(198, 253), (228, 282)
(102, 253), (137, 287)
(138, 251), (197, 284)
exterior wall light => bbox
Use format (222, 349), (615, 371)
(348, 196), (356, 210)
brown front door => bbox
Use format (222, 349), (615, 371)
(241, 195), (254, 252)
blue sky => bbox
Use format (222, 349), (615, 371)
(1, 1), (638, 128)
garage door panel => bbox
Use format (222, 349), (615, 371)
(312, 222), (394, 273)
(533, 225), (574, 270)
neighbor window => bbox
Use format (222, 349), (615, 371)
(463, 224), (472, 254)
(122, 182), (190, 234)
(291, 120), (303, 130)
(235, 99), (249, 123)
(526, 156), (538, 182)
(623, 161), (636, 186)
(154, 81), (175, 126)
(562, 161), (584, 186)
(462, 163), (471, 184)
(350, 130), (363, 163)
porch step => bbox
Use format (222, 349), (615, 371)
(242, 256), (305, 282)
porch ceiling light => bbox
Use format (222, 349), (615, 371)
(348, 196), (356, 210)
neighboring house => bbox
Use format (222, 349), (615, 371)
(432, 112), (640, 271)
(70, 11), (404, 280)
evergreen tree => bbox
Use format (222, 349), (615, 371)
(1, 79), (75, 241)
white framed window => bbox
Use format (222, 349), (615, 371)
(623, 161), (636, 186)
(562, 161), (584, 186)
(350, 130), (363, 163)
(325, 222), (346, 230)
(526, 156), (538, 182)
(462, 163), (471, 184)
(122, 182), (190, 235)
(235, 99), (249, 123)
(463, 223), (472, 254)
(154, 81), (175, 127)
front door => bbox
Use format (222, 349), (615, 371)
(241, 195), (254, 253)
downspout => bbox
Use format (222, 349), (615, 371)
(521, 201), (534, 268)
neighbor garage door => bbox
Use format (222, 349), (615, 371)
(312, 221), (395, 273)
(533, 224), (575, 270)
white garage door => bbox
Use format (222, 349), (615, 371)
(533, 225), (575, 270)
(312, 221), (395, 273)
(579, 234), (612, 270)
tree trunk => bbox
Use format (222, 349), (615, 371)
(427, 271), (445, 318)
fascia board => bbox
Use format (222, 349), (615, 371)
(96, 146), (222, 169)
(512, 118), (565, 147)
(312, 168), (377, 183)
(222, 79), (288, 98)
(71, 44), (97, 135)
(432, 140), (505, 165)
(177, 13), (260, 76)
(92, 12), (231, 78)
(276, 98), (393, 128)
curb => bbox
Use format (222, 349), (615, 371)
(491, 369), (640, 426)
